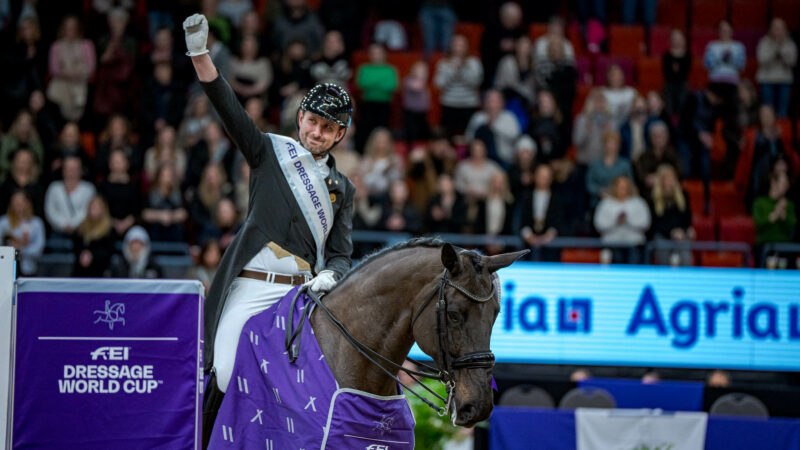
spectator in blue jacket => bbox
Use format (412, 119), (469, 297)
(586, 130), (633, 208)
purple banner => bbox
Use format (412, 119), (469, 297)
(12, 279), (203, 449)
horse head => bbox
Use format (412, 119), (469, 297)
(412, 243), (528, 427)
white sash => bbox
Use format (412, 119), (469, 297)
(270, 134), (333, 274)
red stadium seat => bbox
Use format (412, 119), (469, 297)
(595, 56), (635, 87)
(734, 29), (762, 57)
(428, 88), (442, 126)
(574, 56), (593, 86)
(81, 132), (96, 159)
(710, 181), (746, 219)
(561, 248), (601, 264)
(710, 120), (727, 165)
(427, 51), (446, 125)
(692, 214), (716, 241)
(690, 28), (717, 61)
(691, 0), (728, 29)
(731, 0), (769, 30)
(351, 50), (369, 70)
(636, 57), (664, 92)
(454, 22), (483, 56)
(649, 26), (672, 57)
(567, 23), (588, 56)
(393, 141), (409, 159)
(573, 84), (593, 116)
(742, 59), (758, 83)
(773, 0), (800, 30)
(683, 179), (706, 216)
(688, 59), (709, 90)
(387, 51), (424, 78)
(719, 215), (756, 245)
(609, 25), (646, 60)
(700, 251), (744, 268)
(405, 21), (424, 51)
(529, 23), (548, 42)
(657, 0), (688, 29)
(776, 119), (793, 146)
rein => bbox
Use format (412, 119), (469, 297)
(285, 269), (496, 416)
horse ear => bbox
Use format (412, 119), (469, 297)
(486, 249), (529, 273)
(441, 243), (462, 275)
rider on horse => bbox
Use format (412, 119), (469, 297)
(183, 13), (356, 447)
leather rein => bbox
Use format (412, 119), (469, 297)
(285, 269), (496, 416)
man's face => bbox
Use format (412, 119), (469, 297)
(298, 111), (345, 157)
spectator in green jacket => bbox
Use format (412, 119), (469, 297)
(355, 42), (398, 151)
(754, 170), (796, 245)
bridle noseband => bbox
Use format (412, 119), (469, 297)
(286, 269), (497, 416)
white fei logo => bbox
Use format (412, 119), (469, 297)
(93, 299), (126, 330)
(365, 445), (389, 450)
(90, 346), (130, 360)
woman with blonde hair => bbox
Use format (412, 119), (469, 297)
(73, 195), (115, 277)
(594, 175), (651, 264)
(475, 171), (514, 236)
(650, 164), (694, 265)
(0, 148), (43, 216)
(0, 190), (45, 275)
(142, 164), (188, 242)
(474, 171), (515, 255)
(144, 126), (187, 185)
(189, 164), (230, 243)
(573, 89), (613, 166)
(360, 127), (403, 195)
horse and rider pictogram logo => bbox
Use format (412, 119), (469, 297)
(373, 415), (394, 435)
(93, 300), (126, 330)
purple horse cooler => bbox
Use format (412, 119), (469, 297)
(209, 286), (416, 449)
(10, 278), (204, 449)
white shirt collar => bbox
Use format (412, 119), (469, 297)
(316, 154), (330, 178)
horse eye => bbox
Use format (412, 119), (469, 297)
(447, 311), (462, 323)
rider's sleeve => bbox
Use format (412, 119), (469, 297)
(324, 178), (354, 280)
(200, 76), (268, 169)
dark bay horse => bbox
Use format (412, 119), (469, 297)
(309, 238), (527, 426)
(203, 238), (527, 447)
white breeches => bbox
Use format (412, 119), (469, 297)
(213, 277), (293, 393)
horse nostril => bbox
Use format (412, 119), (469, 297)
(459, 403), (476, 422)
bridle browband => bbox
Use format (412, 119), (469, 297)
(285, 268), (497, 416)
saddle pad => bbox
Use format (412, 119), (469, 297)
(209, 287), (415, 449)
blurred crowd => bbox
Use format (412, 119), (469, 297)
(0, 0), (799, 286)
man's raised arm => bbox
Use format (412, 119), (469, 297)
(183, 14), (265, 168)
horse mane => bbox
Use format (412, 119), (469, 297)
(333, 237), (447, 289)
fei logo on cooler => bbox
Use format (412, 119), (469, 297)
(366, 445), (389, 450)
(57, 346), (162, 395)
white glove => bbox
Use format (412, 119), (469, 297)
(183, 13), (209, 57)
(304, 270), (337, 294)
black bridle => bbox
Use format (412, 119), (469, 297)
(285, 269), (497, 416)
